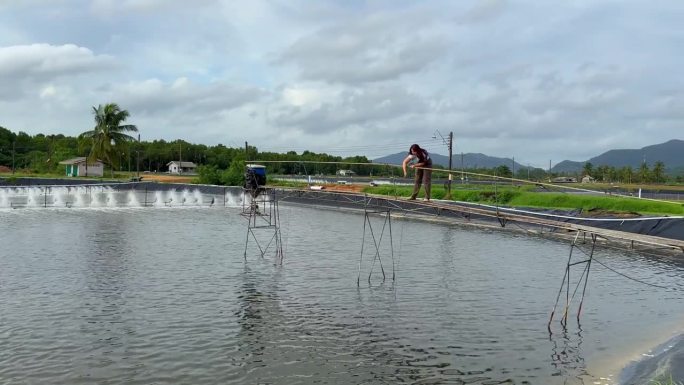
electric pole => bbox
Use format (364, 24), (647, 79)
(512, 156), (515, 185)
(136, 134), (140, 178)
(446, 131), (453, 199)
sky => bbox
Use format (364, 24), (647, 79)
(1, 0), (683, 168)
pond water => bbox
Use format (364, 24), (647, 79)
(1, 203), (683, 384)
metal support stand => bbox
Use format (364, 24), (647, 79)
(357, 196), (395, 286)
(548, 231), (596, 331)
(242, 187), (284, 264)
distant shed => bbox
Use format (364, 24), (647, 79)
(59, 157), (104, 177)
(167, 161), (197, 174)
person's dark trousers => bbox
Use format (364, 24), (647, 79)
(410, 161), (432, 200)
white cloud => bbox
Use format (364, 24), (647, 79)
(0, 44), (115, 79)
(278, 9), (452, 84)
(0, 1), (683, 167)
(39, 85), (57, 99)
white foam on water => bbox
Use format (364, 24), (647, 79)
(0, 185), (226, 210)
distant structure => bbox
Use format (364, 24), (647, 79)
(552, 176), (577, 183)
(581, 175), (596, 184)
(337, 169), (356, 176)
(59, 157), (104, 177)
(167, 161), (197, 174)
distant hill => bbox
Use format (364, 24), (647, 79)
(373, 152), (528, 171)
(552, 139), (684, 173)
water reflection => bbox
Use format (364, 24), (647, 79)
(549, 326), (588, 384)
(77, 213), (138, 382)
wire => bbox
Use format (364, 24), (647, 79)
(257, 138), (444, 155)
(591, 256), (681, 290)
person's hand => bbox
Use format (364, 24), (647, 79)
(409, 164), (414, 169)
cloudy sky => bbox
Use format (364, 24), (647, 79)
(1, 0), (683, 167)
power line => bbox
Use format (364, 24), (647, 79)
(591, 257), (682, 291)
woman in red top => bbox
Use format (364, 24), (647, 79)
(402, 144), (432, 201)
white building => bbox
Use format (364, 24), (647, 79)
(59, 157), (104, 177)
(167, 161), (197, 174)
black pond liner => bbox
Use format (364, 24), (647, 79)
(273, 189), (684, 242)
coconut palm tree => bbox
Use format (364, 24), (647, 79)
(79, 103), (138, 177)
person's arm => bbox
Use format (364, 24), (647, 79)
(402, 155), (412, 177)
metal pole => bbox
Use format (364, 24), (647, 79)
(136, 134), (140, 178)
(512, 156), (515, 185)
(446, 131), (453, 199)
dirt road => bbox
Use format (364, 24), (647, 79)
(139, 173), (196, 183)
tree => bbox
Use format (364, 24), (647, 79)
(79, 103), (138, 176)
(582, 162), (594, 177)
(652, 161), (666, 183)
(493, 165), (512, 178)
(619, 166), (633, 184)
(596, 165), (611, 182)
(638, 162), (650, 183)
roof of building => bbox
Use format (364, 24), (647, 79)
(58, 157), (103, 165)
(166, 161), (197, 167)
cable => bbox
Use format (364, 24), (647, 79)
(591, 256), (681, 291)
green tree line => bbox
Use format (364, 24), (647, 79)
(0, 123), (383, 182)
(2, 101), (682, 185)
(2, 123), (681, 184)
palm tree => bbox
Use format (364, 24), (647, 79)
(652, 161), (666, 183)
(582, 162), (594, 178)
(79, 103), (138, 177)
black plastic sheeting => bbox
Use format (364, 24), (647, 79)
(278, 191), (684, 243)
(0, 177), (119, 186)
(486, 204), (684, 241)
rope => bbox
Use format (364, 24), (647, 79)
(557, 237), (682, 290)
(252, 159), (681, 206)
(591, 256), (681, 290)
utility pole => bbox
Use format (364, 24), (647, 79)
(432, 130), (454, 197)
(179, 141), (182, 175)
(446, 131), (453, 199)
(461, 152), (464, 184)
(12, 141), (16, 174)
(512, 156), (515, 185)
(136, 134), (140, 178)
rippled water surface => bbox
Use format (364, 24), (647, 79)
(1, 204), (683, 385)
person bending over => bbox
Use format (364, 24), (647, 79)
(402, 144), (432, 201)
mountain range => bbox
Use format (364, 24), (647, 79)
(373, 139), (684, 174)
(550, 139), (684, 173)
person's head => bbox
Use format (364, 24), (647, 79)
(409, 144), (422, 155)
